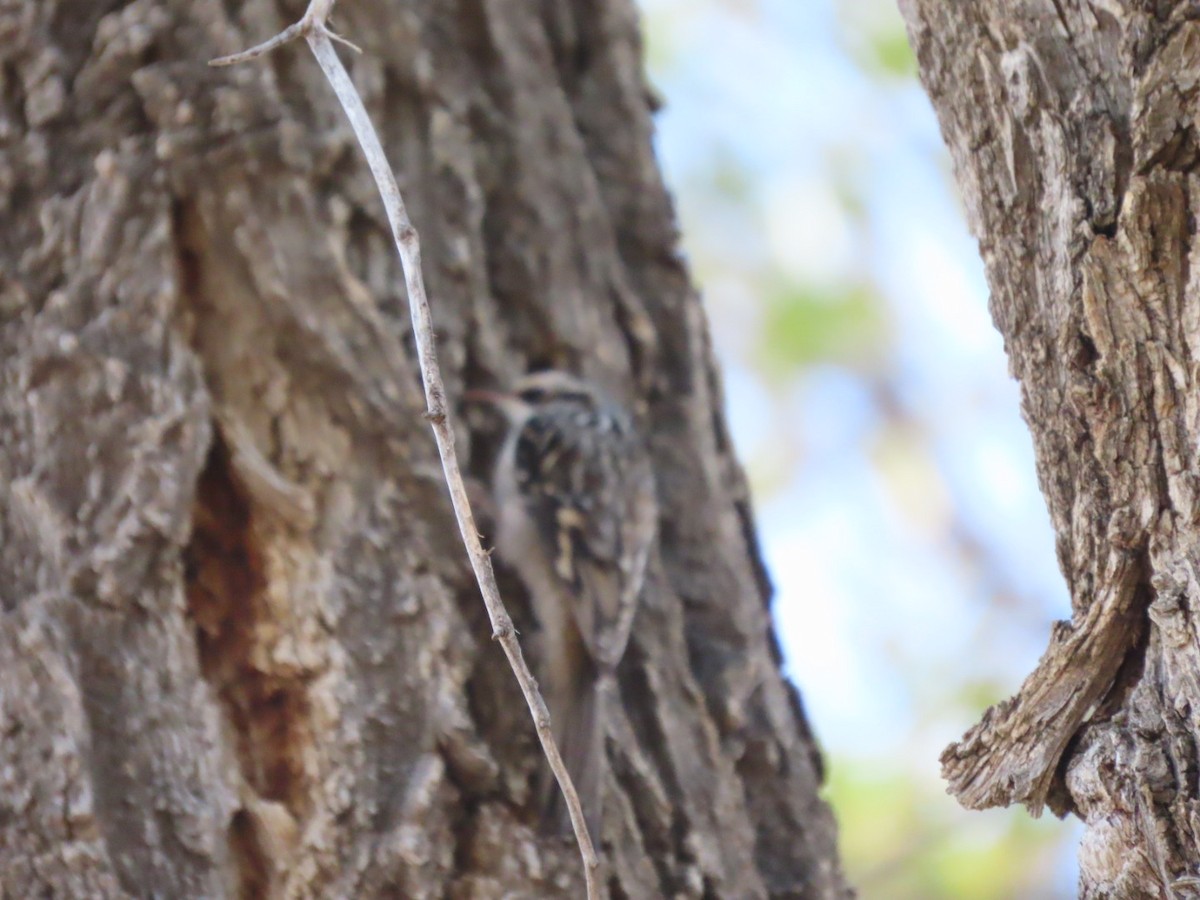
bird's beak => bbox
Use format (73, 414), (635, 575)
(463, 387), (526, 421)
(463, 387), (505, 405)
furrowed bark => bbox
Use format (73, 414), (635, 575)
(900, 1), (1200, 895)
(0, 1), (848, 897)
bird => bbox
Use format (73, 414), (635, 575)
(473, 370), (657, 839)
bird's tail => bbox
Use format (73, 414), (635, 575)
(542, 666), (608, 840)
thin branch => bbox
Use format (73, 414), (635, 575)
(324, 29), (364, 56)
(208, 20), (308, 67)
(208, 0), (361, 67)
(209, 3), (601, 895)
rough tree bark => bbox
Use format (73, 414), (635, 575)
(900, 1), (1200, 896)
(0, 1), (848, 898)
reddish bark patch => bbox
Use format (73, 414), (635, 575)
(185, 434), (313, 895)
(227, 809), (270, 900)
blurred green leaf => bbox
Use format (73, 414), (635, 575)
(867, 30), (917, 79)
(957, 679), (1011, 716)
(837, 0), (917, 80)
(758, 280), (885, 376)
(828, 758), (1071, 899)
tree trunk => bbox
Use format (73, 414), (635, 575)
(0, 1), (848, 898)
(900, 1), (1200, 896)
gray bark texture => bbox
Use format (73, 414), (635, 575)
(0, 1), (849, 898)
(900, 1), (1200, 896)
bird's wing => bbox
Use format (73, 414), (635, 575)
(514, 402), (656, 668)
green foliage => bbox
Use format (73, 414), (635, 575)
(838, 0), (918, 81)
(956, 679), (1011, 716)
(828, 759), (1070, 898)
(862, 28), (917, 80)
(758, 280), (886, 376)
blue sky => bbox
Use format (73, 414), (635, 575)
(638, 0), (1079, 893)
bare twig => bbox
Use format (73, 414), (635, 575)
(208, 19), (309, 67)
(209, 2), (601, 895)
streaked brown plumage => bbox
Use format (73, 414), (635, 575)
(482, 371), (656, 838)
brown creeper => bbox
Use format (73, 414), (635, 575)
(477, 371), (657, 837)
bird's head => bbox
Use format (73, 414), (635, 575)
(466, 370), (603, 422)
